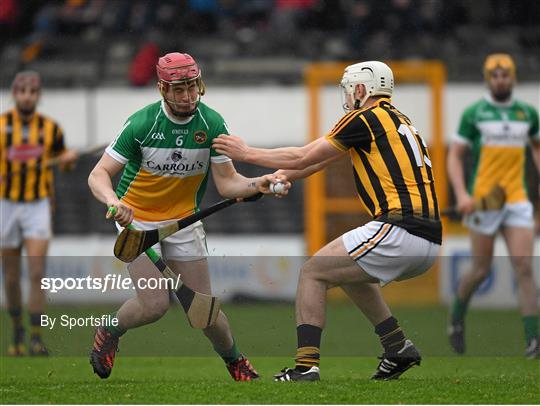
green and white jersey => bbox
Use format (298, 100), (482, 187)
(105, 100), (231, 221)
(454, 95), (539, 203)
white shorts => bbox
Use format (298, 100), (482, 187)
(342, 221), (441, 286)
(116, 219), (208, 262)
(0, 198), (52, 248)
(463, 201), (533, 236)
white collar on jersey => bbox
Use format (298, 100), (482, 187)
(484, 93), (515, 108)
(160, 99), (195, 125)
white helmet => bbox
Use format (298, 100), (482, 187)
(340, 61), (394, 111)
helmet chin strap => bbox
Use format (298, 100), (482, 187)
(164, 98), (197, 118)
(355, 92), (371, 110)
(350, 82), (371, 110)
(342, 85), (371, 112)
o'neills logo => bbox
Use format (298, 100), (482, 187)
(194, 131), (207, 144)
(146, 160), (205, 173)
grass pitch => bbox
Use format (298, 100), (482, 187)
(1, 356), (538, 404)
(1, 304), (538, 404)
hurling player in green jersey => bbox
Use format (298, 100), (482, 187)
(447, 54), (540, 358)
(88, 52), (290, 380)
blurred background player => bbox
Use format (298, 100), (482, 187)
(87, 52), (289, 381)
(0, 71), (78, 356)
(447, 54), (540, 358)
(214, 61), (441, 381)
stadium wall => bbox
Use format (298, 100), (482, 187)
(1, 83), (537, 148)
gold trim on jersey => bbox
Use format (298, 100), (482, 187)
(325, 135), (348, 152)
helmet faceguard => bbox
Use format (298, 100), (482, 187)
(156, 53), (205, 118)
(340, 61), (394, 112)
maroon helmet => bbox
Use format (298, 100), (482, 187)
(157, 53), (205, 117)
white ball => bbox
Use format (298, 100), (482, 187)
(270, 182), (285, 194)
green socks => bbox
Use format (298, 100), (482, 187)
(215, 338), (241, 364)
(104, 312), (126, 337)
(451, 297), (469, 323)
(523, 315), (538, 343)
(453, 299), (537, 344)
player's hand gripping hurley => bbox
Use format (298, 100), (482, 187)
(107, 207), (220, 329)
(441, 184), (506, 217)
(113, 193), (263, 263)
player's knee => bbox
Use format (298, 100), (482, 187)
(471, 266), (492, 282)
(299, 262), (321, 280)
(299, 264), (334, 290)
(2, 259), (21, 276)
(143, 299), (169, 323)
(4, 276), (19, 289)
(3, 269), (19, 285)
(28, 271), (43, 285)
(299, 262), (311, 277)
(513, 259), (533, 281)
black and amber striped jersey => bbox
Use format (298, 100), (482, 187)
(0, 109), (65, 202)
(326, 98), (441, 245)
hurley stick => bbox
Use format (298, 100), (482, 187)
(114, 193), (263, 263)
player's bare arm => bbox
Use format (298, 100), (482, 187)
(88, 153), (133, 226)
(213, 135), (341, 171)
(275, 153), (347, 181)
(56, 149), (79, 172)
(447, 142), (475, 214)
(531, 139), (540, 196)
(531, 139), (540, 175)
(57, 148), (79, 164)
(211, 160), (290, 198)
